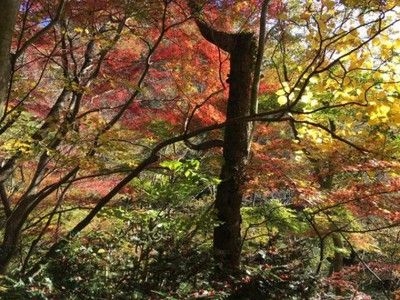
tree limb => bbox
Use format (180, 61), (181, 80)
(187, 0), (235, 52)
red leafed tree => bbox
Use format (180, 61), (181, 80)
(0, 0), (243, 276)
(0, 0), (199, 274)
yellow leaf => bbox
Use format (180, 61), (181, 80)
(281, 82), (290, 93)
(309, 76), (319, 84)
(275, 89), (286, 96)
(277, 95), (287, 105)
(300, 94), (311, 103)
(369, 104), (391, 123)
(377, 104), (391, 116)
(324, 0), (335, 9)
(300, 12), (311, 20)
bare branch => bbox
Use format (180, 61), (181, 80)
(14, 0), (67, 59)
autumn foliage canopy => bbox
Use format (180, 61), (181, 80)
(0, 0), (399, 298)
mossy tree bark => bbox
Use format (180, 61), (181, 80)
(188, 1), (257, 271)
(213, 34), (256, 271)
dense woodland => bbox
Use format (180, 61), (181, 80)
(0, 0), (400, 299)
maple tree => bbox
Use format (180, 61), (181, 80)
(0, 0), (399, 298)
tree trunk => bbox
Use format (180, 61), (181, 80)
(309, 124), (345, 275)
(213, 33), (256, 271)
(0, 0), (19, 274)
(0, 215), (24, 274)
(0, 0), (19, 117)
(330, 233), (344, 274)
(187, 1), (257, 270)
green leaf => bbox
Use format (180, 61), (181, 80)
(160, 160), (182, 171)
